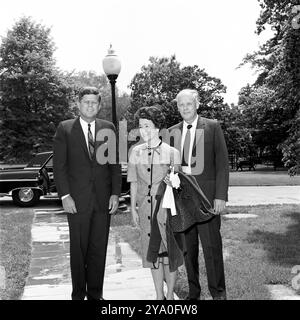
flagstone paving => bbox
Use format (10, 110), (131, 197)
(22, 209), (159, 300)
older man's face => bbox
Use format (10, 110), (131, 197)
(177, 93), (198, 123)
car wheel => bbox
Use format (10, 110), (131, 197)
(12, 188), (40, 207)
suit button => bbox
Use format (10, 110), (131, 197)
(148, 216), (150, 220)
(148, 185), (151, 188)
(147, 168), (150, 172)
(148, 152), (151, 156)
(147, 199), (151, 203)
(148, 233), (150, 237)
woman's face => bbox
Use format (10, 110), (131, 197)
(139, 118), (159, 143)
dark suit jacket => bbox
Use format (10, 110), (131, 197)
(147, 171), (215, 271)
(168, 116), (229, 204)
(53, 117), (122, 214)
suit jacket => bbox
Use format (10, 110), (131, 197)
(168, 116), (229, 204)
(53, 117), (122, 214)
(147, 170), (216, 271)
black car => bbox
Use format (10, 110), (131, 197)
(0, 152), (130, 207)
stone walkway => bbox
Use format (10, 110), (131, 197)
(22, 209), (159, 300)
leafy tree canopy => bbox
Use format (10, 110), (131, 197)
(126, 55), (226, 130)
(239, 0), (300, 174)
(0, 16), (73, 162)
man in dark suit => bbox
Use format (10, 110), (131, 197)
(53, 87), (121, 300)
(169, 89), (229, 300)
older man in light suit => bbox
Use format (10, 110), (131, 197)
(169, 89), (229, 300)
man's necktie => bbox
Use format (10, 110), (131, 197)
(88, 123), (95, 160)
(181, 124), (192, 166)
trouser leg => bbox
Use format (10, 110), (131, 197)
(86, 211), (111, 300)
(184, 224), (201, 299)
(67, 212), (91, 300)
(197, 216), (226, 299)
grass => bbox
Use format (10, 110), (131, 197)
(229, 171), (300, 186)
(111, 211), (143, 257)
(112, 204), (300, 300)
(0, 204), (34, 300)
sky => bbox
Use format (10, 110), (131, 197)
(0, 0), (273, 104)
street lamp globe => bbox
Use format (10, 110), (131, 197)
(102, 44), (121, 77)
(102, 44), (121, 129)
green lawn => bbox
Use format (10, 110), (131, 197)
(229, 171), (300, 186)
(112, 204), (300, 300)
(111, 212), (143, 257)
(0, 205), (34, 300)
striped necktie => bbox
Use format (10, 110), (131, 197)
(88, 123), (95, 160)
(181, 124), (192, 166)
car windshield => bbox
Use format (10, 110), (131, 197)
(26, 153), (52, 168)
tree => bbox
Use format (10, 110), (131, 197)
(240, 0), (300, 174)
(238, 84), (286, 162)
(0, 16), (73, 162)
(125, 55), (226, 130)
(220, 103), (255, 168)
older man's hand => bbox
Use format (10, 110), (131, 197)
(213, 199), (226, 215)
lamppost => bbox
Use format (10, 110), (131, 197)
(102, 44), (121, 129)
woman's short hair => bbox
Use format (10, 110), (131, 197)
(78, 86), (101, 103)
(134, 105), (165, 129)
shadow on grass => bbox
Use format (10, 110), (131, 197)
(246, 212), (300, 268)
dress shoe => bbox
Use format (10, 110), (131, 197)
(185, 295), (205, 301)
(87, 295), (105, 300)
(213, 295), (226, 300)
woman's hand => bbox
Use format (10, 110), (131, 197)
(131, 208), (140, 227)
(163, 173), (172, 187)
(109, 195), (119, 214)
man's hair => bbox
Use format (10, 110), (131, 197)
(175, 89), (199, 107)
(78, 86), (101, 103)
(134, 105), (165, 129)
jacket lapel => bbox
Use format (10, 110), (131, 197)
(171, 122), (183, 152)
(74, 117), (90, 160)
(191, 116), (205, 174)
(192, 116), (205, 152)
(95, 119), (102, 150)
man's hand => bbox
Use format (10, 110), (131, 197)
(213, 199), (226, 215)
(109, 195), (119, 214)
(62, 195), (77, 214)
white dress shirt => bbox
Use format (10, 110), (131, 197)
(181, 115), (198, 175)
(79, 117), (95, 150)
(61, 117), (95, 200)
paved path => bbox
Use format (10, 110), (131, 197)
(227, 186), (300, 206)
(21, 186), (300, 300)
(22, 209), (158, 300)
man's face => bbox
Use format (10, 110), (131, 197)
(177, 93), (198, 123)
(78, 94), (101, 122)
